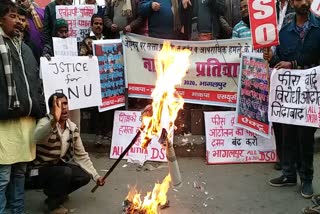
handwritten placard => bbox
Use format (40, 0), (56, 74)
(235, 53), (271, 138)
(93, 40), (125, 112)
(204, 111), (276, 164)
(311, 0), (320, 17)
(268, 66), (320, 128)
(40, 56), (102, 111)
(110, 111), (169, 163)
(56, 5), (95, 42)
(52, 37), (78, 56)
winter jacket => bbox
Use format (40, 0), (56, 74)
(0, 38), (45, 120)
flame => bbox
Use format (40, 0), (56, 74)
(126, 175), (171, 214)
(140, 41), (191, 148)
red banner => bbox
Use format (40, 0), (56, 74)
(248, 0), (279, 49)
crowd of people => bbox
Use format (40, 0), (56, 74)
(0, 0), (320, 213)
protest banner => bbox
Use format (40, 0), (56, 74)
(235, 53), (271, 138)
(40, 56), (102, 111)
(52, 37), (78, 56)
(311, 0), (320, 17)
(93, 40), (126, 112)
(56, 5), (95, 42)
(268, 66), (320, 128)
(110, 111), (169, 163)
(123, 33), (258, 107)
(248, 0), (279, 49)
(204, 111), (276, 164)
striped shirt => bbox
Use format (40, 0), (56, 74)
(232, 20), (251, 38)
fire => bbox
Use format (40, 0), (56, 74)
(140, 41), (191, 148)
(125, 175), (171, 214)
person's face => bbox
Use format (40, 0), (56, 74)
(64, 0), (73, 5)
(0, 10), (21, 38)
(240, 0), (249, 18)
(291, 0), (311, 15)
(85, 0), (96, 4)
(92, 17), (103, 35)
(54, 97), (69, 122)
(57, 27), (68, 38)
(17, 0), (31, 9)
(18, 15), (28, 32)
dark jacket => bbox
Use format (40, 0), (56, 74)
(104, 0), (144, 38)
(0, 39), (45, 120)
(180, 0), (225, 40)
(43, 1), (57, 47)
(270, 13), (320, 68)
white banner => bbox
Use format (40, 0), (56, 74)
(56, 5), (95, 42)
(204, 111), (276, 164)
(268, 66), (320, 128)
(311, 0), (320, 17)
(52, 37), (78, 56)
(40, 56), (102, 110)
(123, 33), (259, 107)
(110, 111), (169, 163)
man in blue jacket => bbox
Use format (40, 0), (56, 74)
(264, 0), (320, 199)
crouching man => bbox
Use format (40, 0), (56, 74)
(32, 93), (105, 214)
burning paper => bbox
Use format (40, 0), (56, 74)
(123, 175), (171, 214)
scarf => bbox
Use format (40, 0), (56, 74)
(28, 4), (43, 31)
(0, 29), (20, 110)
(171, 0), (181, 33)
(111, 0), (132, 17)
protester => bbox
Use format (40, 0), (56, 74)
(180, 0), (231, 40)
(0, 1), (45, 213)
(17, 0), (45, 58)
(42, 18), (69, 57)
(31, 93), (105, 214)
(84, 0), (105, 17)
(17, 7), (41, 64)
(139, 0), (181, 39)
(264, 0), (320, 199)
(79, 14), (106, 56)
(232, 0), (251, 38)
(104, 0), (144, 38)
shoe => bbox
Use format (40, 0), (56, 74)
(312, 194), (320, 206)
(95, 135), (103, 146)
(269, 175), (297, 187)
(274, 162), (282, 170)
(49, 206), (69, 214)
(302, 205), (320, 214)
(301, 182), (314, 199)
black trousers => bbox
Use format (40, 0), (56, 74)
(273, 122), (283, 162)
(36, 162), (91, 209)
(282, 124), (316, 182)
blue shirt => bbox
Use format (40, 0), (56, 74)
(270, 13), (320, 69)
(232, 20), (251, 38)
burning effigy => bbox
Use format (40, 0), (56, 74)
(122, 42), (191, 214)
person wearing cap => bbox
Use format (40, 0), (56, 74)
(42, 18), (68, 57)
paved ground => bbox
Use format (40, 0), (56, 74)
(25, 152), (320, 214)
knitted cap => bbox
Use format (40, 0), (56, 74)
(55, 18), (68, 30)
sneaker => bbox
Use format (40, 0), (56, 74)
(95, 135), (103, 146)
(269, 175), (297, 187)
(49, 206), (69, 214)
(302, 205), (320, 214)
(312, 194), (320, 206)
(301, 182), (314, 199)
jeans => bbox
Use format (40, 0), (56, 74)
(273, 122), (283, 162)
(282, 124), (316, 182)
(35, 162), (91, 210)
(0, 163), (27, 214)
